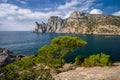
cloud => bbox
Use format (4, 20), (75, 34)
(0, 3), (61, 31)
(37, 8), (52, 11)
(2, 0), (8, 3)
(58, 0), (79, 10)
(0, 0), (96, 31)
(57, 0), (95, 18)
(112, 11), (120, 16)
(89, 9), (103, 14)
(15, 0), (27, 4)
(0, 3), (61, 19)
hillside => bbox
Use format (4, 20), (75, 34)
(34, 10), (120, 35)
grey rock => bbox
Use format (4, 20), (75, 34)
(54, 66), (120, 80)
(34, 16), (65, 33)
(0, 48), (24, 66)
(69, 10), (85, 19)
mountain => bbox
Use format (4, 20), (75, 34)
(34, 10), (120, 35)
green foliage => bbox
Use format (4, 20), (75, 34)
(37, 36), (87, 68)
(82, 53), (112, 67)
(50, 36), (87, 58)
(1, 64), (19, 80)
(74, 55), (86, 66)
(0, 56), (54, 80)
(14, 56), (36, 69)
(36, 55), (64, 68)
(0, 36), (87, 80)
(51, 36), (87, 49)
(17, 70), (37, 80)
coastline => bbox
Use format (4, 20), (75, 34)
(33, 31), (120, 36)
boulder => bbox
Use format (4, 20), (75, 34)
(0, 48), (24, 66)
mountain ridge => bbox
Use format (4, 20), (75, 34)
(34, 10), (120, 35)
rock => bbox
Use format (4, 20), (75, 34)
(34, 22), (40, 32)
(34, 16), (65, 33)
(34, 10), (120, 35)
(58, 64), (76, 73)
(47, 16), (65, 32)
(69, 10), (85, 19)
(0, 48), (24, 66)
(54, 66), (120, 80)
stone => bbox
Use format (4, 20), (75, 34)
(69, 10), (85, 19)
(54, 66), (120, 80)
(0, 48), (24, 66)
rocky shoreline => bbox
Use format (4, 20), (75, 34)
(0, 48), (24, 66)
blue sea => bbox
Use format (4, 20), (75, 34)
(0, 31), (120, 62)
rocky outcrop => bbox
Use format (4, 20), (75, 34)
(34, 10), (120, 35)
(34, 16), (65, 33)
(0, 48), (24, 66)
(54, 64), (120, 80)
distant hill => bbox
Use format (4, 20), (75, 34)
(34, 10), (120, 35)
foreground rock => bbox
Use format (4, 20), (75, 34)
(54, 65), (120, 80)
(0, 48), (24, 66)
(34, 10), (120, 35)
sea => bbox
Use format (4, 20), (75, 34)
(0, 31), (120, 62)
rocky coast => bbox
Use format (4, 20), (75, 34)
(0, 48), (24, 66)
(34, 11), (120, 35)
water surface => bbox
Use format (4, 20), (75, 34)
(0, 31), (120, 61)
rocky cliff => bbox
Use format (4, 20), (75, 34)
(34, 10), (120, 35)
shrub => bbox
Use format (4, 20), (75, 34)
(0, 56), (54, 80)
(37, 36), (87, 68)
(74, 55), (86, 66)
(82, 53), (112, 67)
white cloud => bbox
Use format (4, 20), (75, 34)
(89, 9), (103, 14)
(0, 3), (61, 31)
(0, 0), (96, 31)
(15, 0), (27, 4)
(58, 0), (79, 10)
(57, 0), (95, 18)
(112, 11), (120, 16)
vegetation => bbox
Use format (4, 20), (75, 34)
(74, 55), (86, 66)
(82, 53), (112, 67)
(0, 36), (113, 80)
(0, 56), (53, 80)
(37, 36), (87, 67)
(0, 36), (87, 80)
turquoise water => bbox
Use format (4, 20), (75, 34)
(0, 31), (120, 61)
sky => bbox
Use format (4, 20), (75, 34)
(0, 0), (120, 31)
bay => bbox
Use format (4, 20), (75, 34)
(0, 31), (120, 62)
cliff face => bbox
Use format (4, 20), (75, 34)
(34, 10), (120, 35)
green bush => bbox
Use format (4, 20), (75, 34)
(0, 36), (87, 80)
(14, 56), (36, 69)
(37, 36), (87, 68)
(1, 64), (19, 80)
(74, 55), (86, 66)
(82, 53), (112, 67)
(0, 56), (54, 80)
